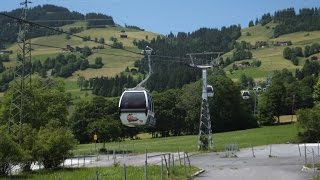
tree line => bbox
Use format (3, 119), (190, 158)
(91, 73), (139, 97)
(73, 71), (257, 143)
(0, 53), (104, 92)
(283, 43), (320, 65)
(132, 25), (241, 92)
(250, 7), (320, 37)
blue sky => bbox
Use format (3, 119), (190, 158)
(1, 0), (319, 34)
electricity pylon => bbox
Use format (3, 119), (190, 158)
(187, 52), (222, 150)
(8, 0), (32, 132)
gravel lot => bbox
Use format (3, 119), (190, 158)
(191, 144), (318, 180)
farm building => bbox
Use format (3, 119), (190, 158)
(120, 30), (128, 38)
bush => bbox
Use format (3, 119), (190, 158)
(0, 126), (23, 176)
(297, 106), (320, 142)
(34, 121), (77, 169)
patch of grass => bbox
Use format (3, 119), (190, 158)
(10, 166), (198, 180)
(273, 31), (320, 45)
(68, 48), (143, 80)
(64, 80), (94, 103)
(225, 46), (304, 80)
(32, 52), (82, 62)
(75, 124), (298, 155)
(238, 22), (277, 44)
(306, 163), (320, 169)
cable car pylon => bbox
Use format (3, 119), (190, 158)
(187, 52), (222, 150)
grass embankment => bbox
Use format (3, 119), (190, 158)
(10, 166), (199, 180)
(75, 124), (298, 155)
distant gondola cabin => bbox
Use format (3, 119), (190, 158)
(120, 30), (128, 38)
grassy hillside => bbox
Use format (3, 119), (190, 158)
(3, 24), (160, 100)
(5, 25), (159, 78)
(238, 23), (277, 44)
(225, 22), (320, 81)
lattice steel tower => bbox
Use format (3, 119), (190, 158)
(8, 0), (32, 132)
(187, 52), (222, 150)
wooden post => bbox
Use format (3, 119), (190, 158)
(96, 171), (99, 180)
(178, 148), (182, 165)
(269, 144), (272, 157)
(144, 149), (147, 180)
(251, 144), (255, 157)
(318, 141), (319, 156)
(84, 153), (86, 166)
(298, 144), (301, 157)
(123, 164), (127, 180)
(312, 149), (315, 174)
(163, 155), (169, 176)
(304, 143), (307, 165)
(186, 152), (191, 169)
(172, 154), (175, 168)
(161, 157), (163, 180)
(183, 153), (186, 175)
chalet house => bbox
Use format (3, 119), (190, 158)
(120, 30), (128, 38)
(234, 61), (251, 68)
(275, 41), (291, 46)
(0, 50), (12, 55)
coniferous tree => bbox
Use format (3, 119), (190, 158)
(248, 20), (254, 27)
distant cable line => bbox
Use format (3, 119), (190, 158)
(50, 25), (118, 29)
(30, 18), (114, 23)
(30, 43), (188, 63)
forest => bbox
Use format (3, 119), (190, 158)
(253, 7), (320, 37)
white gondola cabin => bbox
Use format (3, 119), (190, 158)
(119, 89), (155, 127)
(207, 85), (214, 97)
(241, 90), (250, 99)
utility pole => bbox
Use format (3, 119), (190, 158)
(187, 52), (222, 150)
(8, 0), (32, 133)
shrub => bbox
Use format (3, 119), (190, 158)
(34, 121), (77, 169)
(0, 126), (23, 176)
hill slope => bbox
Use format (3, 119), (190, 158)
(2, 24), (160, 100)
(224, 22), (320, 81)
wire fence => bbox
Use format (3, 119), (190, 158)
(30, 148), (194, 180)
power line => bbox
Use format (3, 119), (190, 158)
(30, 43), (189, 63)
(50, 25), (118, 29)
(151, 54), (190, 61)
(0, 13), (140, 55)
(0, 14), (195, 63)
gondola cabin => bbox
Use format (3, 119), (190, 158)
(241, 90), (250, 99)
(207, 85), (214, 97)
(119, 89), (155, 127)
